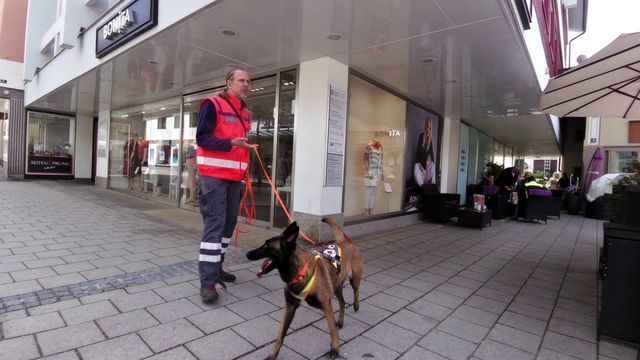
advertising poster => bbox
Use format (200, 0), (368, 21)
(403, 103), (441, 211)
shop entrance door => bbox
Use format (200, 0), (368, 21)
(181, 69), (297, 229)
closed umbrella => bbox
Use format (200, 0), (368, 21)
(540, 32), (640, 118)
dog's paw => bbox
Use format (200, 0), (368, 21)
(329, 349), (339, 359)
(336, 320), (343, 329)
(353, 302), (360, 312)
(264, 356), (276, 360)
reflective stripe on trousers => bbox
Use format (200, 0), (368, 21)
(198, 177), (242, 286)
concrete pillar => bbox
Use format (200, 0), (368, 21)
(292, 57), (349, 242)
(74, 115), (93, 179)
(441, 38), (462, 193)
(94, 63), (112, 188)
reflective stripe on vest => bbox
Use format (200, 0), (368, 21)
(196, 156), (248, 170)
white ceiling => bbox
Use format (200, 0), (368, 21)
(29, 0), (559, 155)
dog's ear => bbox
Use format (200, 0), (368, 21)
(282, 221), (299, 248)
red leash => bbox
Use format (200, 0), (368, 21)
(225, 146), (315, 270)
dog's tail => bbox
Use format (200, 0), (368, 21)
(322, 217), (352, 244)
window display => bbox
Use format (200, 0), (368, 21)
(25, 112), (75, 176)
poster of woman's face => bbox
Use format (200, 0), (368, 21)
(403, 103), (441, 211)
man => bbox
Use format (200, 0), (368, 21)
(558, 172), (570, 189)
(496, 164), (523, 194)
(196, 67), (255, 303)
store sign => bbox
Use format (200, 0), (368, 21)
(27, 155), (73, 175)
(95, 0), (158, 58)
(374, 129), (401, 138)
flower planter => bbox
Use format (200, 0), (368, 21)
(565, 193), (582, 215)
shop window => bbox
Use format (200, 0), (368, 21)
(344, 75), (442, 218)
(173, 116), (180, 129)
(25, 112), (75, 176)
(157, 117), (166, 129)
(188, 113), (197, 128)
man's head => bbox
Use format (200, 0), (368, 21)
(486, 174), (495, 185)
(524, 171), (533, 180)
(225, 67), (251, 100)
(514, 164), (523, 174)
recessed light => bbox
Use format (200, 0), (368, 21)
(141, 111), (146, 114)
(422, 57), (436, 64)
(121, 114), (128, 118)
(147, 60), (160, 65)
(327, 32), (343, 40)
(185, 103), (191, 106)
(160, 107), (166, 110)
(221, 29), (237, 37)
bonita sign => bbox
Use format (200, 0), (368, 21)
(103, 9), (134, 40)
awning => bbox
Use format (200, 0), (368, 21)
(539, 32), (640, 118)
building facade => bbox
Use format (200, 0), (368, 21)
(20, 0), (579, 238)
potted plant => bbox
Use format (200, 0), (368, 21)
(485, 161), (504, 179)
(565, 184), (583, 214)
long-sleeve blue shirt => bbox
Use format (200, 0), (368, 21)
(196, 101), (232, 152)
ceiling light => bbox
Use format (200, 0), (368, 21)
(327, 32), (343, 40)
(141, 111), (145, 114)
(121, 114), (128, 118)
(147, 60), (160, 65)
(422, 57), (436, 64)
(221, 29), (237, 37)
(160, 107), (166, 110)
(185, 103), (191, 106)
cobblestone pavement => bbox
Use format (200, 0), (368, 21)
(0, 180), (638, 359)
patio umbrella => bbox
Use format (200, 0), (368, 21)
(584, 147), (604, 195)
(539, 32), (640, 118)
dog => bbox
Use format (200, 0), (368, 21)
(246, 218), (363, 359)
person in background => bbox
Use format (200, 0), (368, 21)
(558, 172), (570, 189)
(195, 67), (256, 303)
(496, 164), (523, 194)
(479, 174), (495, 187)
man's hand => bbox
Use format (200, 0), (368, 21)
(230, 137), (257, 149)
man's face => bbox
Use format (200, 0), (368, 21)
(227, 70), (251, 99)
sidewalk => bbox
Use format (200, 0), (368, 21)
(0, 180), (637, 359)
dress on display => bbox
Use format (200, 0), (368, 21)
(364, 140), (383, 211)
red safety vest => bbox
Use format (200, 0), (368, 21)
(196, 95), (251, 181)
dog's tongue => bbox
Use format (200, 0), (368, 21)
(257, 259), (272, 278)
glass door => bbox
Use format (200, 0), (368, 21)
(273, 70), (296, 228)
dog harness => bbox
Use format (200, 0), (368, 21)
(288, 245), (343, 301)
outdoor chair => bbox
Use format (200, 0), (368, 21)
(422, 184), (460, 223)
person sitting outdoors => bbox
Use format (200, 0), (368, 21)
(558, 172), (570, 189)
(479, 174), (495, 187)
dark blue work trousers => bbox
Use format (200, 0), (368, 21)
(199, 176), (242, 286)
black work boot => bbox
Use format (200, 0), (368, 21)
(220, 270), (236, 283)
(200, 284), (218, 303)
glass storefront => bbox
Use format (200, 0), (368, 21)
(109, 98), (181, 204)
(344, 75), (442, 219)
(25, 111), (75, 176)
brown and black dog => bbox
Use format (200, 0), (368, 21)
(246, 218), (363, 359)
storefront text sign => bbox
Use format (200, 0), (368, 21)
(95, 0), (158, 58)
(27, 155), (73, 175)
(325, 85), (347, 187)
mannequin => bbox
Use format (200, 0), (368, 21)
(185, 143), (198, 205)
(123, 135), (140, 191)
(363, 139), (383, 216)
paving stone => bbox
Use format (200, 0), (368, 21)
(552, 307), (597, 328)
(96, 309), (160, 338)
(81, 266), (125, 280)
(508, 301), (553, 321)
(382, 284), (424, 302)
(238, 344), (305, 360)
(437, 316), (490, 344)
(386, 309), (438, 335)
(362, 321), (421, 353)
(363, 292), (410, 312)
(125, 281), (166, 294)
(10, 267), (57, 282)
(79, 289), (127, 304)
(38, 273), (86, 289)
(542, 331), (597, 360)
(398, 346), (448, 360)
(282, 325), (342, 359)
(313, 314), (370, 342)
(231, 314), (282, 347)
(138, 318), (203, 352)
(422, 290), (466, 309)
(400, 277), (438, 293)
(111, 290), (165, 312)
(334, 336), (399, 359)
(487, 323), (542, 353)
(147, 298), (201, 323)
(347, 302), (392, 326)
(153, 282), (199, 301)
(60, 300), (119, 325)
(465, 295), (509, 314)
(2, 311), (65, 338)
(36, 322), (106, 356)
(598, 340), (638, 360)
(0, 335), (40, 360)
(145, 346), (197, 360)
(78, 333), (152, 360)
(406, 298), (453, 321)
(537, 348), (582, 359)
(226, 296), (279, 320)
(28, 298), (81, 315)
(40, 351), (80, 360)
(548, 318), (596, 343)
(224, 281), (270, 299)
(186, 328), (254, 360)
(474, 339), (535, 360)
(0, 280), (42, 297)
(269, 305), (323, 330)
(418, 329), (477, 360)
